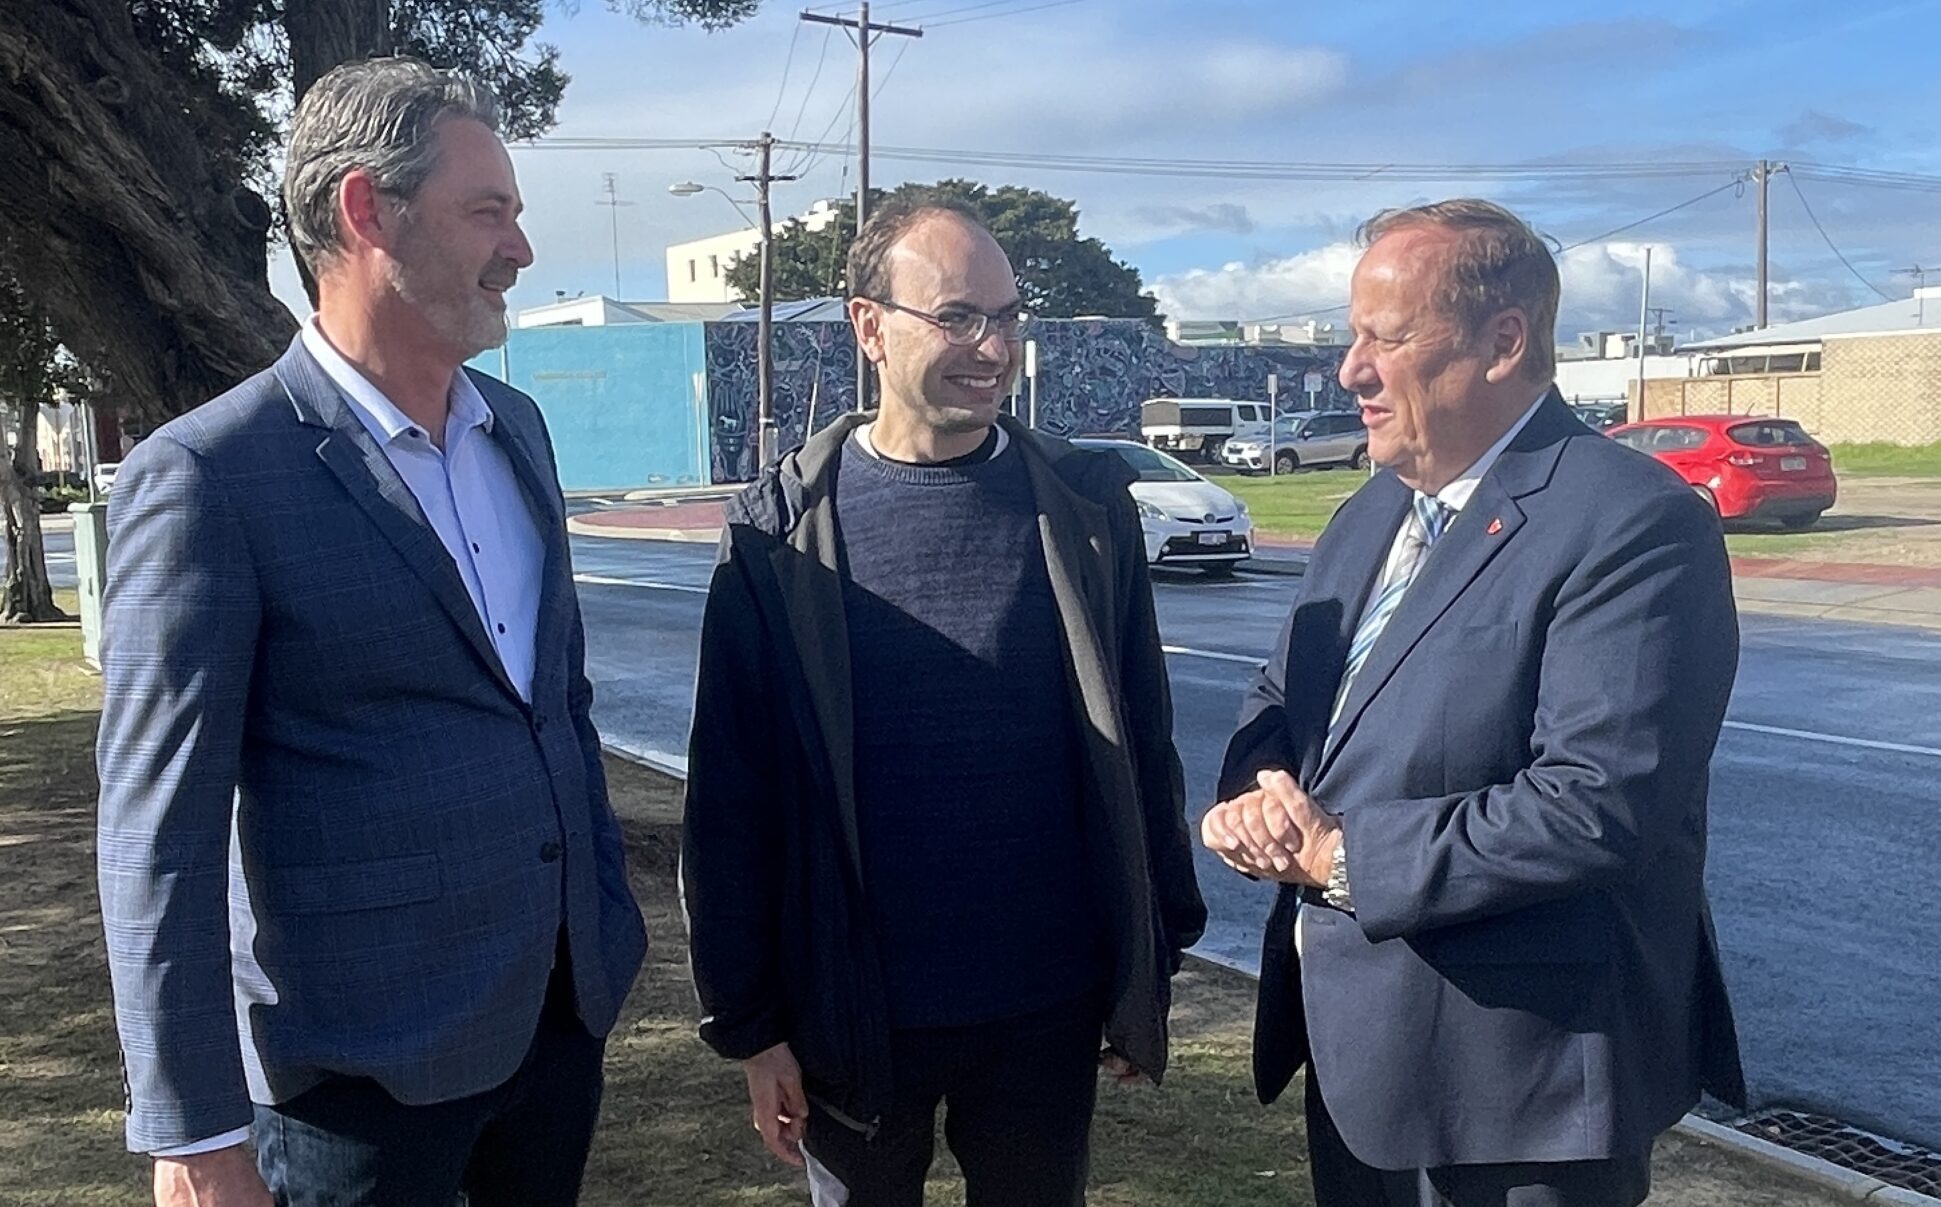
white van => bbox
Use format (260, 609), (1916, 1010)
(1139, 398), (1271, 463)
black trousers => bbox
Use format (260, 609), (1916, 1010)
(802, 998), (1104, 1207)
(1304, 1068), (1653, 1207)
(252, 938), (605, 1207)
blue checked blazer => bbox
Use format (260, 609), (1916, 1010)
(96, 337), (647, 1153)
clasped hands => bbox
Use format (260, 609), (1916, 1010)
(1200, 769), (1341, 888)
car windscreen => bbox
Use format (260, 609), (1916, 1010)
(1096, 443), (1200, 482)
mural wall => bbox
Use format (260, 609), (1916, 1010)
(703, 318), (1353, 482)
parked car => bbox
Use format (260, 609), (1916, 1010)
(92, 461), (121, 496)
(1073, 438), (1253, 574)
(1569, 401), (1629, 431)
(1220, 410), (1367, 474)
(1607, 415), (1837, 528)
(1139, 398), (1271, 463)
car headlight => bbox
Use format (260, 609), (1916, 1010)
(1136, 500), (1167, 521)
(1234, 499), (1249, 515)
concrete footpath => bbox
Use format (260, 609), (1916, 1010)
(569, 497), (1941, 633)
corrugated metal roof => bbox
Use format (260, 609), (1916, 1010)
(1684, 292), (1941, 351)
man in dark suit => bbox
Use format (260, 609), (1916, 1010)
(1203, 199), (1744, 1207)
(96, 58), (644, 1206)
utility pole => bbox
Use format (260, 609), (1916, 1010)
(1644, 306), (1678, 347)
(739, 132), (798, 469)
(800, 4), (921, 408)
(1635, 246), (1652, 424)
(1752, 160), (1787, 330)
(596, 173), (634, 298)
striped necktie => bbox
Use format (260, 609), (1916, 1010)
(1331, 493), (1455, 725)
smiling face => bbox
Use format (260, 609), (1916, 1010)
(860, 212), (1022, 437)
(381, 115), (533, 361)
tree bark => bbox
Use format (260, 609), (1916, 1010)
(287, 0), (394, 102)
(0, 0), (298, 431)
(1, 400), (67, 625)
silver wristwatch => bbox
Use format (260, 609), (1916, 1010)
(1322, 837), (1354, 912)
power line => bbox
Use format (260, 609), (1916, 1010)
(780, 26), (837, 146)
(1784, 171), (1897, 301)
(1558, 176), (1747, 252)
(762, 21), (805, 132)
(925, 0), (1084, 26)
(1244, 182), (1755, 324)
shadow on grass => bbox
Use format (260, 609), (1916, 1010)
(0, 707), (149, 1206)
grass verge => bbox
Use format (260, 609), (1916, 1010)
(0, 623), (1846, 1205)
(1218, 469), (1365, 543)
(1827, 442), (1941, 478)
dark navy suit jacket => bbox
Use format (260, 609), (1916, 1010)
(1220, 392), (1745, 1170)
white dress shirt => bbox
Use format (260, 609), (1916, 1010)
(1295, 390), (1548, 959)
(300, 317), (544, 702)
(151, 323), (546, 1159)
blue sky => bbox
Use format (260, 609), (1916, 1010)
(269, 0), (1941, 340)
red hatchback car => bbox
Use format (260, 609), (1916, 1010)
(1606, 415), (1838, 528)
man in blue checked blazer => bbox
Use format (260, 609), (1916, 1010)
(1204, 200), (1744, 1207)
(95, 58), (644, 1206)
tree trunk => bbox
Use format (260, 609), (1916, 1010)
(0, 0), (298, 431)
(0, 400), (67, 625)
(287, 0), (393, 102)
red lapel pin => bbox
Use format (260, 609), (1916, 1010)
(1486, 517), (1504, 536)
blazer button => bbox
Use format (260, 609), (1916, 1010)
(539, 841), (562, 863)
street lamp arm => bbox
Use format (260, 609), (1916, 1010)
(668, 181), (756, 227)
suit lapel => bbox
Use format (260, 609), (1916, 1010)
(1315, 392), (1577, 776)
(274, 341), (519, 702)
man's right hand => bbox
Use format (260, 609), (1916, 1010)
(741, 1042), (809, 1168)
(153, 1145), (272, 1206)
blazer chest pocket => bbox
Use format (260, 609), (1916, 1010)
(258, 852), (443, 915)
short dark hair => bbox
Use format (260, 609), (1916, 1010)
(845, 194), (992, 302)
(1357, 199), (1560, 382)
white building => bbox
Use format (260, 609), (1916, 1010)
(665, 199), (843, 304)
(515, 295), (743, 329)
(1165, 318), (1352, 347)
(1552, 329), (1691, 406)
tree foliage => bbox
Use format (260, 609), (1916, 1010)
(0, 0), (760, 428)
(723, 179), (1161, 321)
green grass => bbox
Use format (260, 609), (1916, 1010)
(1218, 469), (1367, 542)
(1827, 441), (1941, 477)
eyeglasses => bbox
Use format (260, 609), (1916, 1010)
(866, 298), (1033, 346)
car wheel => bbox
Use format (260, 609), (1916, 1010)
(1350, 447), (1369, 470)
(1274, 451), (1298, 475)
(1779, 510), (1824, 530)
(1692, 485), (1720, 513)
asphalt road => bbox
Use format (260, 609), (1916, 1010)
(32, 524), (1941, 1148)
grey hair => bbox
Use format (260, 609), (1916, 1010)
(283, 57), (501, 273)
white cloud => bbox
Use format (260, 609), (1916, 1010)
(1557, 242), (1859, 338)
(1149, 242), (1360, 321)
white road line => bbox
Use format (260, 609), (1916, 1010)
(1722, 720), (1941, 759)
(1162, 644), (1264, 666)
(573, 573), (709, 595)
(602, 741), (689, 777)
(1163, 647), (1941, 757)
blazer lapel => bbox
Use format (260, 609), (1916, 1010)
(482, 386), (569, 698)
(273, 340), (519, 701)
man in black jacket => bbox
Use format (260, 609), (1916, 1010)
(682, 196), (1206, 1206)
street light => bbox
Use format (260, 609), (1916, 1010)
(668, 133), (794, 471)
(667, 181), (755, 227)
